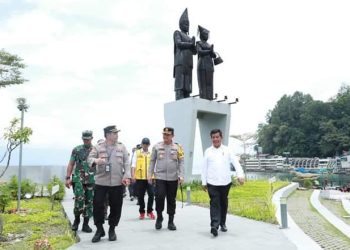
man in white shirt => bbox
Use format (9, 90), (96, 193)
(201, 128), (245, 237)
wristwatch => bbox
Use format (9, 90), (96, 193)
(66, 176), (71, 180)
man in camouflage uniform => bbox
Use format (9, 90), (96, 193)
(148, 127), (184, 231)
(65, 130), (95, 233)
(88, 125), (130, 243)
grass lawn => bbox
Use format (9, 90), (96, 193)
(177, 180), (289, 224)
(0, 198), (76, 250)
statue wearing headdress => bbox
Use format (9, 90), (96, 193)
(196, 25), (220, 100)
(173, 8), (197, 100)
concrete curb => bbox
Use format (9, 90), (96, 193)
(272, 183), (322, 250)
(341, 199), (350, 215)
(311, 190), (350, 239)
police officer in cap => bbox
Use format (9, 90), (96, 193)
(65, 130), (94, 233)
(88, 125), (130, 243)
(148, 127), (184, 231)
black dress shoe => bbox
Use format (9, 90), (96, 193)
(91, 228), (105, 243)
(220, 224), (228, 232)
(108, 230), (117, 241)
(155, 216), (163, 230)
(167, 222), (177, 231)
(211, 227), (218, 237)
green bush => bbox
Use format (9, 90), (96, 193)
(7, 175), (18, 199)
(21, 179), (36, 197)
(47, 176), (65, 201)
(6, 176), (37, 199)
(303, 179), (313, 189)
(0, 185), (11, 212)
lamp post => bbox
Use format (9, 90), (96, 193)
(16, 98), (28, 212)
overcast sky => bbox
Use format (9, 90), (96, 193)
(1, 0), (349, 166)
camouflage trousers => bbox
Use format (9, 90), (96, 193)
(73, 182), (94, 218)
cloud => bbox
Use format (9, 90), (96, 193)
(1, 0), (350, 165)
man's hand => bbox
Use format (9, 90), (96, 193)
(202, 185), (208, 192)
(178, 177), (184, 185)
(65, 179), (72, 189)
(237, 177), (245, 185)
(147, 177), (153, 185)
(122, 178), (130, 186)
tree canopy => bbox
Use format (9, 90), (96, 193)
(257, 85), (350, 158)
(0, 49), (27, 88)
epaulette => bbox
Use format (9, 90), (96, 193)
(97, 139), (105, 145)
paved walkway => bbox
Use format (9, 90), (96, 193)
(272, 183), (321, 250)
(287, 189), (350, 249)
(62, 188), (297, 250)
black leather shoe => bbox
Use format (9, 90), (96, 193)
(220, 224), (227, 232)
(155, 217), (163, 230)
(211, 227), (218, 237)
(91, 228), (105, 243)
(108, 230), (117, 241)
(167, 221), (177, 231)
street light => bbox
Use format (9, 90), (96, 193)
(16, 97), (28, 212)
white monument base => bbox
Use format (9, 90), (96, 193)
(164, 98), (231, 182)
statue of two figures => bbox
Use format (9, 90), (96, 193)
(173, 8), (223, 101)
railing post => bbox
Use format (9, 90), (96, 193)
(186, 186), (191, 205)
(280, 197), (288, 229)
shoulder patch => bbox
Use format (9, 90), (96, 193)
(177, 144), (184, 159)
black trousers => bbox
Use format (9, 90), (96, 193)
(207, 183), (232, 229)
(155, 180), (178, 216)
(136, 180), (155, 213)
(93, 184), (123, 227)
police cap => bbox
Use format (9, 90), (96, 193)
(162, 127), (174, 135)
(104, 125), (120, 134)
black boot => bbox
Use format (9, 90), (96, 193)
(82, 217), (92, 233)
(71, 216), (80, 231)
(167, 215), (177, 231)
(91, 224), (105, 243)
(108, 225), (117, 241)
(155, 213), (163, 230)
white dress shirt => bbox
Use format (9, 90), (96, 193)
(201, 144), (244, 186)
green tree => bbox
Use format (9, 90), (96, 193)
(0, 118), (33, 178)
(257, 85), (350, 158)
(0, 49), (27, 88)
(258, 92), (314, 156)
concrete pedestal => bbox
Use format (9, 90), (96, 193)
(164, 98), (231, 182)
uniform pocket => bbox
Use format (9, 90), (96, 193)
(116, 152), (123, 163)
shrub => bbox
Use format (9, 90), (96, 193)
(47, 176), (65, 201)
(303, 179), (313, 189)
(7, 175), (18, 199)
(0, 184), (11, 212)
(21, 179), (36, 197)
